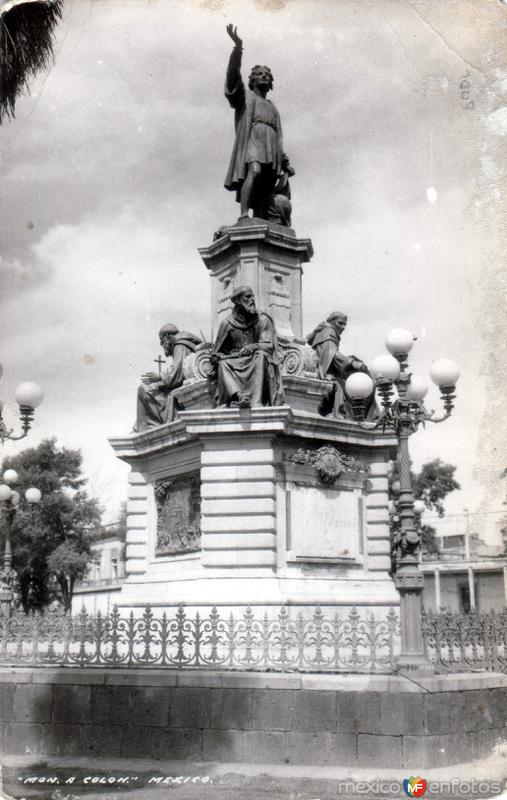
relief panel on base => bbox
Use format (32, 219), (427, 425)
(154, 473), (201, 556)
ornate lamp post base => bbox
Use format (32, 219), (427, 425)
(395, 564), (434, 673)
(396, 656), (435, 674)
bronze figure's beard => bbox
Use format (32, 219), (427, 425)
(239, 299), (257, 318)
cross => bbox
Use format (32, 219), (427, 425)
(154, 355), (166, 375)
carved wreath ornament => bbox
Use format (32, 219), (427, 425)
(288, 446), (368, 484)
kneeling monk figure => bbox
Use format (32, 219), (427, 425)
(135, 324), (201, 430)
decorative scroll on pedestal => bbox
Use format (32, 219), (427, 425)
(287, 445), (369, 484)
(279, 342), (319, 378)
(183, 348), (214, 383)
(154, 474), (201, 556)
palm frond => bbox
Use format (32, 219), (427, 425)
(0, 0), (63, 122)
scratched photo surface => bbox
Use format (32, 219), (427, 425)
(1, 0), (507, 793)
(0, 0), (507, 792)
(1, 2), (506, 538)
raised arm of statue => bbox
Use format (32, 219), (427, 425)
(226, 23), (243, 50)
(225, 24), (245, 110)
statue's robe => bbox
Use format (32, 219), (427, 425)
(213, 311), (284, 407)
(224, 45), (284, 204)
(135, 332), (201, 431)
(307, 322), (377, 421)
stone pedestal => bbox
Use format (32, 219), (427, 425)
(199, 219), (313, 340)
(109, 407), (398, 612)
(109, 220), (399, 617)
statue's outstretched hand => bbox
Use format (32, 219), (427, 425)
(226, 24), (243, 48)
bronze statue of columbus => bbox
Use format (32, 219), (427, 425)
(224, 24), (293, 225)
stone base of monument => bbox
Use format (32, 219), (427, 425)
(2, 668), (506, 769)
(281, 373), (334, 414)
(109, 405), (399, 614)
(173, 375), (333, 417)
(109, 216), (401, 617)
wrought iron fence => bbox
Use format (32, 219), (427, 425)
(422, 609), (507, 672)
(3, 604), (507, 673)
(0, 604), (399, 672)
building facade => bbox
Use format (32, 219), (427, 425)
(73, 522), (126, 614)
(422, 530), (507, 613)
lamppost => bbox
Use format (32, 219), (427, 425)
(0, 362), (43, 444)
(0, 470), (42, 616)
(345, 328), (460, 671)
(389, 491), (426, 562)
(413, 500), (426, 565)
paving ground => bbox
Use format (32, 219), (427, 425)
(2, 755), (507, 800)
(2, 769), (359, 800)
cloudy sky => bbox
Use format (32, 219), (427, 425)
(1, 0), (506, 539)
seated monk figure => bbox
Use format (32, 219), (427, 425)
(211, 285), (284, 408)
(134, 324), (201, 431)
(307, 311), (377, 421)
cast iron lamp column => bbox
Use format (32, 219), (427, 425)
(0, 470), (42, 617)
(0, 362), (43, 444)
(345, 329), (459, 672)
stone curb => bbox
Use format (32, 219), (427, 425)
(1, 667), (507, 692)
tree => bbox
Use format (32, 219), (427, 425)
(48, 541), (92, 613)
(0, 0), (62, 122)
(0, 438), (102, 612)
(117, 500), (127, 540)
(413, 459), (460, 518)
(389, 458), (460, 559)
(418, 523), (440, 557)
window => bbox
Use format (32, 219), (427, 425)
(92, 557), (101, 581)
(460, 585), (471, 613)
(459, 582), (478, 613)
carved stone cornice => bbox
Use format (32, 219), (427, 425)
(109, 407), (397, 466)
(199, 219), (314, 266)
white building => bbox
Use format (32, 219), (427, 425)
(73, 522), (126, 614)
(422, 528), (507, 613)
